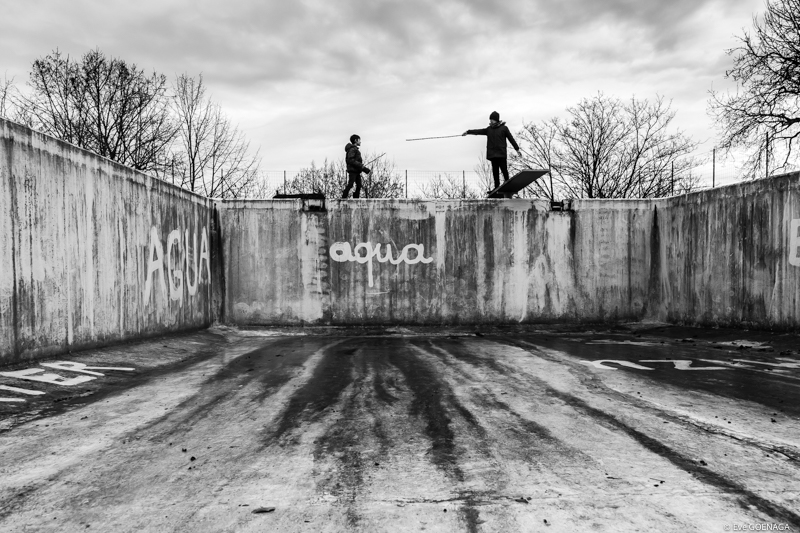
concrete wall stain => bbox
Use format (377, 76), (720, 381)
(216, 182), (800, 328)
(5, 118), (800, 365)
(1, 118), (214, 365)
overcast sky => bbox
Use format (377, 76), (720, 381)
(1, 0), (765, 182)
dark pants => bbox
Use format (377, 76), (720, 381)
(489, 157), (510, 189)
(342, 172), (362, 198)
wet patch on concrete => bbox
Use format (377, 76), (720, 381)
(372, 355), (400, 406)
(545, 387), (800, 527)
(429, 338), (601, 463)
(266, 342), (357, 446)
(0, 330), (231, 433)
(143, 337), (325, 441)
(423, 337), (512, 377)
(269, 337), (493, 529)
(510, 334), (800, 417)
(311, 345), (372, 530)
(388, 342), (464, 482)
(390, 339), (492, 526)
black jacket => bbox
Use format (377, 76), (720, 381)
(466, 121), (520, 159)
(345, 143), (366, 174)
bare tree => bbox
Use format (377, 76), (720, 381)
(285, 159), (345, 197)
(709, 0), (800, 177)
(286, 151), (404, 198)
(508, 124), (561, 199)
(360, 154), (405, 198)
(1, 75), (35, 126)
(1, 74), (16, 119)
(168, 73), (261, 198)
(21, 49), (176, 174)
(516, 94), (699, 199)
(417, 172), (485, 199)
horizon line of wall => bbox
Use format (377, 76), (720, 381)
(3, 118), (800, 365)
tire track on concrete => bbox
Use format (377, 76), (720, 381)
(400, 338), (502, 533)
(310, 342), (376, 530)
(418, 337), (638, 530)
(0, 337), (347, 532)
(0, 330), (231, 433)
(277, 337), (491, 532)
(495, 337), (800, 528)
(144, 336), (330, 441)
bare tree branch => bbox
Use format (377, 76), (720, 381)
(709, 0), (800, 177)
(517, 94), (699, 199)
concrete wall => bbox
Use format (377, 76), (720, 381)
(219, 173), (800, 330)
(658, 173), (800, 329)
(218, 198), (662, 325)
(5, 119), (800, 359)
(0, 118), (214, 364)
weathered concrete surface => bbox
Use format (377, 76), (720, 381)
(219, 198), (660, 325)
(219, 173), (800, 330)
(1, 326), (798, 532)
(0, 118), (214, 365)
(660, 172), (800, 329)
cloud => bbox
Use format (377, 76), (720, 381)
(0, 0), (768, 174)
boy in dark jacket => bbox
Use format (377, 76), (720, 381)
(463, 111), (521, 189)
(342, 134), (371, 198)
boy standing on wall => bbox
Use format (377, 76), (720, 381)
(342, 134), (371, 198)
(463, 111), (522, 189)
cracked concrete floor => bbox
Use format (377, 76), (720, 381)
(0, 324), (798, 532)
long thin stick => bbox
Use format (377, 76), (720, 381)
(364, 153), (386, 166)
(405, 134), (462, 141)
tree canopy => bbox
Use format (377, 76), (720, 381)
(285, 153), (405, 199)
(24, 49), (175, 174)
(515, 94), (699, 199)
(709, 0), (800, 176)
(2, 49), (263, 198)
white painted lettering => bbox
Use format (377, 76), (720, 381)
(330, 242), (353, 262)
(733, 359), (800, 369)
(329, 240), (434, 287)
(199, 226), (210, 283)
(580, 360), (654, 370)
(0, 384), (46, 395)
(144, 226), (167, 304)
(144, 226), (209, 307)
(374, 243), (398, 265)
(790, 219), (800, 267)
(185, 229), (198, 296)
(402, 244), (434, 266)
(167, 229), (184, 302)
(639, 360), (729, 370)
(0, 368), (96, 386)
(40, 361), (135, 376)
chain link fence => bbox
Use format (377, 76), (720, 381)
(250, 154), (798, 200)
